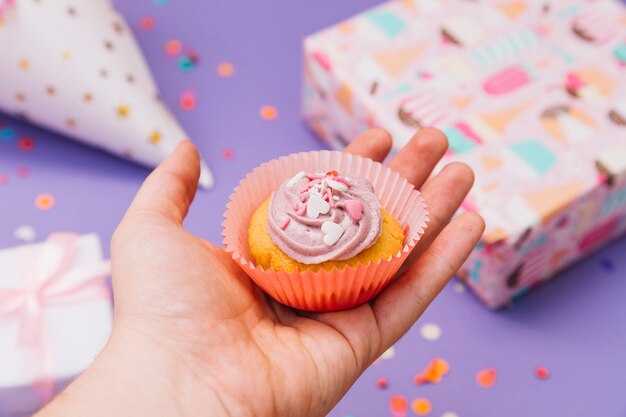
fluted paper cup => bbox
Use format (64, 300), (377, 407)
(222, 150), (429, 311)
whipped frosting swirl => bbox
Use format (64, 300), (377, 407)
(268, 170), (382, 264)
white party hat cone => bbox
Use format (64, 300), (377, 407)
(0, 0), (213, 188)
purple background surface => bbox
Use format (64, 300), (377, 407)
(1, 1), (626, 416)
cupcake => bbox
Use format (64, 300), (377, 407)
(223, 151), (428, 311)
(248, 170), (405, 272)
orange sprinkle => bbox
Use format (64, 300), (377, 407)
(476, 368), (497, 388)
(414, 358), (449, 385)
(217, 62), (234, 77)
(165, 39), (182, 56)
(411, 398), (432, 416)
(535, 366), (550, 380)
(260, 105), (278, 121)
(389, 395), (408, 415)
(35, 194), (55, 210)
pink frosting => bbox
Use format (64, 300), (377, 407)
(267, 171), (382, 264)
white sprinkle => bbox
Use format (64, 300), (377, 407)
(286, 170), (306, 187)
(333, 195), (340, 201)
(321, 221), (344, 246)
(13, 225), (36, 242)
(380, 346), (395, 360)
(441, 412), (459, 417)
(307, 194), (330, 218)
(420, 322), (442, 341)
(326, 178), (349, 192)
(453, 282), (465, 293)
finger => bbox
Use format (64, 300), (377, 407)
(344, 128), (392, 162)
(124, 141), (201, 224)
(387, 127), (448, 188)
(372, 211), (485, 349)
(397, 162), (475, 276)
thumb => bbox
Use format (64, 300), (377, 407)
(123, 141), (201, 224)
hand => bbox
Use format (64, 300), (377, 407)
(40, 128), (484, 417)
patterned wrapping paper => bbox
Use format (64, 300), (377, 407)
(0, 0), (213, 188)
(302, 0), (626, 308)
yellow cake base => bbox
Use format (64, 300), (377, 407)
(248, 198), (405, 272)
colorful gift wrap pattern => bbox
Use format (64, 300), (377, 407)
(302, 0), (626, 308)
(0, 0), (213, 187)
(0, 233), (112, 416)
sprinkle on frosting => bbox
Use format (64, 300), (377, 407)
(267, 170), (382, 264)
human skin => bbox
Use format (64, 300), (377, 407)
(38, 128), (484, 417)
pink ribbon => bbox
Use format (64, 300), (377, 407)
(0, 233), (111, 403)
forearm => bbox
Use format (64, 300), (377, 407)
(37, 328), (230, 417)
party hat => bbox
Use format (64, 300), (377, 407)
(0, 0), (213, 188)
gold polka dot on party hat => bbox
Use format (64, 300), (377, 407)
(104, 40), (114, 51)
(62, 50), (73, 60)
(65, 118), (77, 128)
(15, 92), (26, 102)
(99, 68), (108, 78)
(113, 21), (124, 34)
(126, 74), (135, 84)
(18, 59), (29, 70)
(45, 86), (56, 95)
(83, 92), (93, 102)
(149, 130), (161, 144)
(67, 6), (77, 16)
(117, 105), (130, 118)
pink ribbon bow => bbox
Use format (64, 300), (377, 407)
(0, 233), (111, 403)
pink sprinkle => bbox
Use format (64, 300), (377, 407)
(293, 201), (299, 211)
(332, 176), (351, 186)
(306, 173), (323, 180)
(344, 199), (364, 222)
(280, 217), (291, 230)
(300, 178), (321, 194)
(300, 195), (307, 203)
(326, 188), (334, 207)
(296, 203), (307, 216)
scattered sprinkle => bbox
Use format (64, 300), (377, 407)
(35, 193), (55, 210)
(18, 137), (35, 151)
(177, 56), (195, 72)
(376, 377), (389, 389)
(441, 413), (459, 417)
(535, 366), (550, 380)
(13, 225), (36, 242)
(380, 346), (395, 360)
(287, 171), (306, 187)
(260, 105), (278, 121)
(16, 166), (29, 177)
(414, 358), (449, 385)
(411, 398), (432, 416)
(217, 62), (235, 77)
(599, 258), (615, 272)
(476, 368), (497, 389)
(222, 148), (234, 160)
(280, 217), (291, 230)
(180, 91), (196, 110)
(420, 323), (442, 341)
(0, 127), (15, 140)
(165, 39), (182, 56)
(453, 282), (465, 293)
(389, 395), (408, 417)
(139, 16), (155, 30)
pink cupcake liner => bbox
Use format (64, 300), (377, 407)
(222, 150), (429, 311)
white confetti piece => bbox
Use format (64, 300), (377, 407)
(380, 346), (395, 360)
(441, 412), (459, 417)
(420, 322), (442, 341)
(13, 225), (36, 242)
(453, 282), (465, 293)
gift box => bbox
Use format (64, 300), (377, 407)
(0, 233), (112, 416)
(302, 0), (626, 308)
(0, 0), (213, 188)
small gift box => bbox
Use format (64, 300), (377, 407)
(0, 233), (112, 416)
(0, 0), (213, 188)
(302, 0), (626, 308)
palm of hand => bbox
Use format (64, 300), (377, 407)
(110, 129), (484, 417)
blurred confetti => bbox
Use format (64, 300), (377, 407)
(389, 395), (408, 417)
(180, 91), (196, 111)
(376, 377), (389, 390)
(420, 323), (442, 341)
(535, 366), (550, 380)
(414, 358), (449, 385)
(35, 193), (55, 210)
(217, 62), (235, 77)
(222, 148), (235, 160)
(139, 16), (155, 30)
(13, 225), (36, 242)
(380, 346), (395, 360)
(411, 398), (432, 416)
(476, 368), (497, 389)
(260, 105), (278, 121)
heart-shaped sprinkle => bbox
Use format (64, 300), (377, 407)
(344, 199), (364, 222)
(307, 194), (330, 218)
(321, 221), (344, 246)
(287, 170), (306, 187)
(326, 178), (349, 192)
